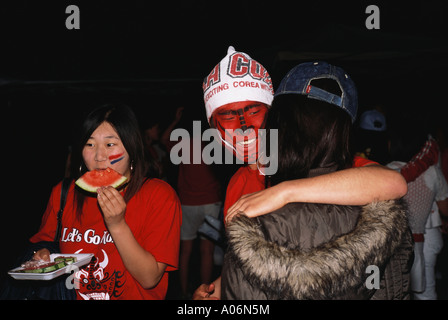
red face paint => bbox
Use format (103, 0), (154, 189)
(211, 101), (268, 163)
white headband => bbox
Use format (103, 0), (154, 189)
(203, 46), (274, 123)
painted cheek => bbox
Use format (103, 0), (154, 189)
(245, 110), (268, 130)
(218, 117), (242, 131)
(217, 122), (238, 147)
(109, 152), (125, 165)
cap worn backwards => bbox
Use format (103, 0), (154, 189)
(275, 61), (358, 122)
(202, 46), (274, 123)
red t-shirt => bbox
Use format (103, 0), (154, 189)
(223, 156), (378, 220)
(30, 178), (181, 300)
(168, 136), (221, 205)
(352, 155), (377, 168)
(177, 161), (222, 205)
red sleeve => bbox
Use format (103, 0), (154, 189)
(29, 182), (62, 243)
(352, 155), (378, 168)
(223, 170), (247, 221)
(140, 180), (182, 271)
(223, 167), (265, 222)
(400, 138), (439, 183)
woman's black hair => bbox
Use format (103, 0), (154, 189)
(266, 81), (353, 187)
(71, 104), (159, 219)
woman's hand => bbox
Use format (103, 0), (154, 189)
(192, 283), (219, 300)
(193, 277), (221, 300)
(226, 183), (288, 224)
(97, 186), (127, 231)
(97, 186), (167, 289)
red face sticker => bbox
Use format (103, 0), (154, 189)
(211, 101), (268, 163)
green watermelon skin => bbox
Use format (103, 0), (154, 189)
(75, 168), (127, 193)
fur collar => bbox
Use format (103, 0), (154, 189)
(225, 199), (409, 299)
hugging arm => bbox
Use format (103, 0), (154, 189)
(227, 164), (407, 222)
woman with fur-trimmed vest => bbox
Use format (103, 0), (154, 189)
(221, 62), (413, 300)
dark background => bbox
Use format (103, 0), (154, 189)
(1, 0), (447, 291)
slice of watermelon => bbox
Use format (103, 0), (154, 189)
(75, 167), (128, 193)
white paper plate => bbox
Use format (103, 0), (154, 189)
(8, 253), (93, 281)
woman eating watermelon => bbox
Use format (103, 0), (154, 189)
(29, 104), (182, 300)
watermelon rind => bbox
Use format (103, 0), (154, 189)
(75, 168), (128, 193)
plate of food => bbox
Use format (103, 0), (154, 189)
(8, 253), (93, 281)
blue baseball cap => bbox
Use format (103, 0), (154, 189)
(359, 110), (386, 131)
(275, 61), (358, 122)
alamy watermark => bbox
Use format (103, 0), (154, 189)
(169, 121), (278, 175)
(66, 5), (80, 30)
(65, 264), (80, 290)
(365, 5), (380, 30)
(365, 265), (380, 289)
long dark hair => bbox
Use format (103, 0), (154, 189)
(266, 92), (353, 187)
(71, 104), (158, 218)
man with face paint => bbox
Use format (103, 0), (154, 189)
(194, 47), (408, 299)
(204, 46), (275, 219)
(204, 46), (273, 166)
(211, 101), (268, 164)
